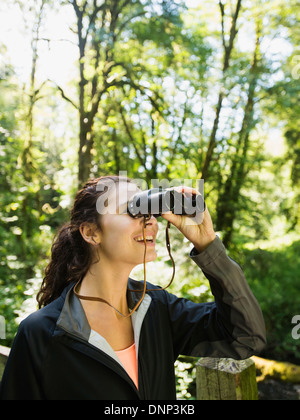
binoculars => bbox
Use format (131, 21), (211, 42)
(127, 188), (205, 219)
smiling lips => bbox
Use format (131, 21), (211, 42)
(133, 233), (155, 245)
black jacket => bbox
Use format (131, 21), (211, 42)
(0, 237), (266, 400)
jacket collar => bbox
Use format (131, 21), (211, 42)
(55, 278), (151, 343)
(56, 283), (90, 341)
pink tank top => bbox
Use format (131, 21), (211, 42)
(115, 343), (138, 389)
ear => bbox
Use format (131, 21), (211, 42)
(79, 223), (101, 246)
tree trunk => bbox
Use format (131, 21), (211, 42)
(78, 129), (94, 186)
(201, 94), (223, 180)
(253, 356), (300, 384)
(200, 0), (242, 181)
(71, 0), (139, 187)
(216, 23), (261, 247)
(20, 0), (47, 239)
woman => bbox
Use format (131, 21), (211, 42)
(0, 175), (266, 400)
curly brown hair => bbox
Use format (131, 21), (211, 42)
(36, 175), (133, 308)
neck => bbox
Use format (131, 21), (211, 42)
(78, 253), (134, 315)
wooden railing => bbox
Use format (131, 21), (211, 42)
(0, 345), (10, 384)
(196, 357), (258, 400)
(0, 345), (258, 400)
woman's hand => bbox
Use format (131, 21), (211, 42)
(161, 186), (216, 253)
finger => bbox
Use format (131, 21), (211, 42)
(166, 186), (199, 196)
(161, 212), (182, 227)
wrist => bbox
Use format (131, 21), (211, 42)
(192, 234), (216, 254)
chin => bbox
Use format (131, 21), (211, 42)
(136, 248), (158, 265)
(146, 252), (158, 263)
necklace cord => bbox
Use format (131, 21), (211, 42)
(73, 218), (175, 318)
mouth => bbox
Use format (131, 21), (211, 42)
(133, 234), (156, 246)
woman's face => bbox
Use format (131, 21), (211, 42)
(97, 182), (158, 267)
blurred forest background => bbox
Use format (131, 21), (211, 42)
(0, 0), (299, 399)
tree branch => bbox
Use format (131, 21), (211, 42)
(116, 11), (146, 40)
(86, 1), (107, 38)
(119, 105), (145, 168)
(219, 1), (226, 50)
(49, 80), (79, 110)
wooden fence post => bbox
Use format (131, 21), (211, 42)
(0, 345), (10, 383)
(196, 357), (258, 400)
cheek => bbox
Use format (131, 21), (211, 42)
(100, 216), (137, 252)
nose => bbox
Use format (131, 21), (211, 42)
(140, 215), (157, 227)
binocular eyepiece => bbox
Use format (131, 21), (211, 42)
(127, 188), (205, 219)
